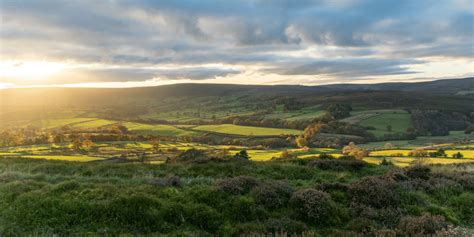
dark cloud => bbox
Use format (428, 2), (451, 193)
(263, 58), (421, 77)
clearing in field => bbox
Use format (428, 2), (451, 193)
(192, 124), (302, 136)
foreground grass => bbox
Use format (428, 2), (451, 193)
(0, 157), (472, 236)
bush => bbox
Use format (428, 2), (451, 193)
(318, 153), (335, 159)
(405, 165), (431, 180)
(350, 203), (404, 229)
(263, 218), (308, 234)
(150, 175), (182, 188)
(454, 173), (474, 191)
(380, 158), (392, 166)
(408, 148), (428, 157)
(397, 213), (449, 235)
(251, 181), (294, 208)
(449, 193), (474, 226)
(349, 177), (401, 208)
(176, 148), (206, 162)
(216, 176), (260, 195)
(309, 159), (367, 171)
(290, 189), (338, 224)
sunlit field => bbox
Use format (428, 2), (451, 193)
(192, 124), (303, 136)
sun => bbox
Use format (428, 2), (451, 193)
(0, 60), (67, 81)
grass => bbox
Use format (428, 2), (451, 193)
(4, 155), (104, 162)
(363, 157), (474, 167)
(263, 105), (325, 121)
(32, 117), (97, 129)
(341, 109), (407, 124)
(359, 131), (472, 149)
(123, 122), (199, 137)
(192, 124), (302, 136)
(359, 113), (412, 136)
(370, 149), (474, 158)
(73, 119), (117, 128)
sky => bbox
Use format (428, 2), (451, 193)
(0, 0), (473, 88)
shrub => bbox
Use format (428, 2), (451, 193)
(382, 170), (408, 182)
(454, 173), (474, 191)
(350, 203), (404, 229)
(349, 177), (401, 208)
(449, 193), (474, 226)
(408, 148), (428, 157)
(149, 175), (182, 188)
(263, 218), (308, 234)
(216, 176), (260, 194)
(380, 158), (392, 166)
(309, 159), (367, 171)
(342, 142), (367, 159)
(397, 213), (449, 235)
(314, 182), (349, 192)
(318, 153), (335, 159)
(405, 165), (431, 180)
(176, 148), (206, 162)
(234, 150), (250, 160)
(290, 189), (337, 224)
(251, 181), (294, 208)
(186, 204), (223, 232)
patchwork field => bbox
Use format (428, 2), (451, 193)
(363, 157), (474, 167)
(123, 122), (198, 137)
(370, 149), (474, 158)
(359, 113), (412, 136)
(192, 124), (303, 136)
(263, 105), (326, 121)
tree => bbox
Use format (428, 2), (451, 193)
(342, 142), (367, 159)
(296, 136), (308, 148)
(151, 139), (161, 153)
(452, 152), (464, 159)
(465, 124), (474, 134)
(82, 139), (94, 149)
(326, 104), (352, 119)
(234, 150), (250, 160)
(408, 148), (428, 157)
(386, 125), (392, 132)
(138, 153), (147, 163)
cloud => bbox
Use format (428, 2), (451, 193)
(263, 58), (421, 78)
(0, 0), (473, 86)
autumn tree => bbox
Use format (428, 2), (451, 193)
(342, 142), (367, 159)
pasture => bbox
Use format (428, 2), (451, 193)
(123, 122), (198, 137)
(359, 113), (412, 136)
(192, 124), (303, 136)
(363, 157), (474, 167)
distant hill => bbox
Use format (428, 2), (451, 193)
(1, 77), (473, 110)
(320, 77), (474, 94)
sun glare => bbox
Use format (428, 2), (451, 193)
(0, 61), (67, 81)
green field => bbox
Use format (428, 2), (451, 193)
(123, 122), (199, 137)
(73, 119), (117, 128)
(1, 155), (103, 162)
(263, 105), (325, 121)
(360, 131), (472, 149)
(193, 124), (302, 136)
(359, 113), (412, 136)
(31, 117), (98, 129)
(363, 157), (474, 167)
